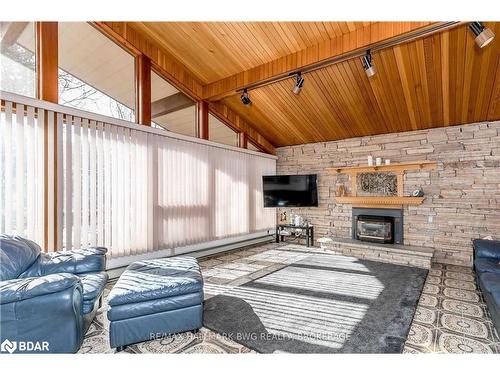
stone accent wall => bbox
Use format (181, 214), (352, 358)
(276, 121), (500, 266)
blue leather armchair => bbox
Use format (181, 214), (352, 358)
(0, 235), (108, 353)
(473, 239), (500, 335)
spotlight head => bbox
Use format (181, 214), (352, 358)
(240, 89), (251, 105)
(292, 72), (305, 95)
(469, 22), (495, 48)
(361, 50), (376, 78)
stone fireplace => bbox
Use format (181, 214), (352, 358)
(352, 207), (403, 245)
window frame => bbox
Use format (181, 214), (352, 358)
(150, 66), (199, 136)
(207, 111), (241, 147)
(56, 22), (139, 122)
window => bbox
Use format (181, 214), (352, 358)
(248, 141), (262, 152)
(58, 22), (135, 121)
(0, 22), (36, 97)
(209, 114), (238, 147)
(151, 71), (197, 136)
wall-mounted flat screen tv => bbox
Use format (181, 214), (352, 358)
(263, 174), (318, 207)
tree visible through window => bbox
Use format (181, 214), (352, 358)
(58, 22), (136, 122)
(0, 22), (36, 97)
(58, 69), (134, 122)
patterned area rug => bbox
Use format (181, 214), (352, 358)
(203, 251), (427, 353)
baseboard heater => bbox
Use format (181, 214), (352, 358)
(106, 230), (274, 278)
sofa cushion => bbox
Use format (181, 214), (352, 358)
(479, 272), (500, 297)
(474, 258), (500, 275)
(107, 257), (203, 307)
(108, 291), (203, 321)
(478, 272), (500, 333)
(0, 235), (41, 281)
(473, 239), (500, 260)
(21, 247), (108, 278)
(80, 272), (108, 314)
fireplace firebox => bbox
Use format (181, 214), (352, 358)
(352, 208), (403, 245)
(356, 215), (394, 243)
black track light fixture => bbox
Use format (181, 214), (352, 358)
(292, 72), (305, 95)
(469, 22), (495, 48)
(361, 50), (376, 78)
(240, 88), (251, 105)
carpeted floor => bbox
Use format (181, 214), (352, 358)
(78, 242), (500, 354)
(203, 252), (427, 353)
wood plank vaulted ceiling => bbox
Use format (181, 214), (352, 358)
(130, 22), (500, 147)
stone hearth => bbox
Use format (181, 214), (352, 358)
(318, 237), (434, 269)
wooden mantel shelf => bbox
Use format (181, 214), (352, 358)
(326, 161), (437, 208)
(334, 196), (425, 208)
(326, 160), (437, 174)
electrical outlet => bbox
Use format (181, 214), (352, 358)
(428, 216), (433, 224)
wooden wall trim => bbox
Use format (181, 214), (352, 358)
(238, 132), (248, 149)
(36, 22), (58, 103)
(136, 54), (152, 125)
(197, 101), (209, 140)
(36, 22), (59, 251)
(202, 22), (436, 101)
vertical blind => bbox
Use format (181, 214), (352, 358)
(1, 93), (276, 258)
(0, 101), (45, 245)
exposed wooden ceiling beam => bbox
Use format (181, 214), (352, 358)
(151, 92), (194, 118)
(202, 22), (461, 101)
(0, 22), (28, 49)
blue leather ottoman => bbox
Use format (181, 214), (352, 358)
(107, 257), (203, 350)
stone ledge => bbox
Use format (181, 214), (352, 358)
(318, 237), (434, 269)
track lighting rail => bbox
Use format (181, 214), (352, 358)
(236, 21), (465, 94)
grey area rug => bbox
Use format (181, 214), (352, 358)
(203, 252), (427, 353)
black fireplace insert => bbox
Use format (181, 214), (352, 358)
(352, 207), (403, 245)
(356, 215), (394, 243)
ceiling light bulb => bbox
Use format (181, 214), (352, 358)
(469, 22), (495, 48)
(361, 50), (376, 78)
(292, 73), (305, 95)
(241, 89), (251, 105)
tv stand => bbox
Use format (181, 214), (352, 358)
(276, 224), (314, 247)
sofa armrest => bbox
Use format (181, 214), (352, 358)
(0, 274), (85, 353)
(473, 239), (500, 260)
(38, 247), (107, 276)
(0, 273), (81, 304)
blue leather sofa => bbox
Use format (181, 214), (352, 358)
(0, 235), (108, 353)
(473, 239), (500, 334)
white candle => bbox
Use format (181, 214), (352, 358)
(385, 159), (391, 165)
(367, 155), (373, 166)
(376, 157), (382, 166)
